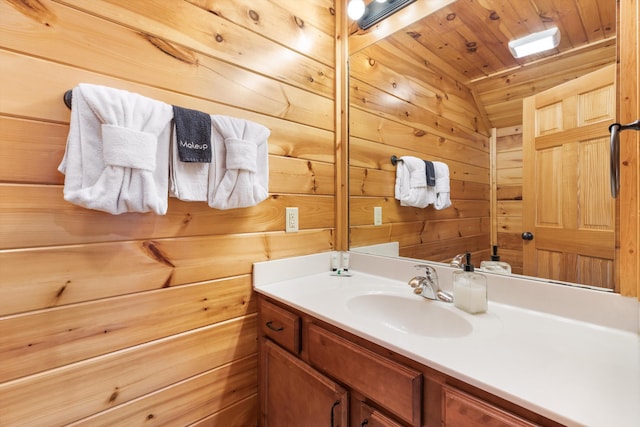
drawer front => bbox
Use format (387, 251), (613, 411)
(443, 385), (541, 427)
(308, 324), (422, 426)
(355, 401), (405, 427)
(259, 298), (301, 354)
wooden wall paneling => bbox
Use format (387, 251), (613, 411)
(350, 197), (490, 227)
(0, 316), (258, 426)
(0, 185), (334, 248)
(184, 0), (335, 67)
(188, 394), (259, 427)
(0, 275), (255, 382)
(0, 229), (334, 316)
(350, 222), (425, 249)
(350, 138), (489, 185)
(351, 81), (485, 144)
(401, 235), (491, 263)
(3, 0), (335, 98)
(67, 356), (258, 427)
(351, 50), (486, 136)
(0, 51), (332, 134)
(494, 127), (524, 273)
(349, 112), (489, 168)
(349, 166), (395, 197)
(1, 0), (337, 424)
(269, 157), (335, 195)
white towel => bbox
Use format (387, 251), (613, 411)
(394, 156), (435, 208)
(169, 131), (210, 202)
(433, 161), (452, 210)
(58, 84), (173, 214)
(208, 115), (270, 209)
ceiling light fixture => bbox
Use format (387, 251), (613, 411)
(347, 0), (366, 20)
(508, 27), (561, 58)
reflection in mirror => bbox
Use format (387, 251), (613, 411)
(348, 0), (617, 290)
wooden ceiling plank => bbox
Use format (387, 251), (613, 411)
(348, 0), (457, 55)
(574, 0), (608, 43)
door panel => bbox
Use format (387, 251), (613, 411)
(522, 64), (615, 289)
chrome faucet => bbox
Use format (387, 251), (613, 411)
(408, 265), (454, 303)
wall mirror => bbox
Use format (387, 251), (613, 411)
(347, 0), (618, 291)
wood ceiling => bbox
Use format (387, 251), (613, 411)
(349, 0), (617, 129)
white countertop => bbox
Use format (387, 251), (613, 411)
(254, 252), (640, 427)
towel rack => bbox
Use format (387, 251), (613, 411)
(63, 90), (73, 109)
(609, 119), (640, 198)
(390, 155), (403, 166)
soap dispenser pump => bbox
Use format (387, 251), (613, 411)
(453, 252), (487, 314)
(480, 245), (512, 275)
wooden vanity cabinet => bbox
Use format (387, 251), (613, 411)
(258, 296), (561, 427)
(259, 296), (419, 426)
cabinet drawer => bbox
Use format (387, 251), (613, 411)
(355, 401), (404, 427)
(443, 385), (540, 427)
(259, 299), (301, 354)
(308, 324), (422, 426)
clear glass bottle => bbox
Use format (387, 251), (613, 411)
(453, 253), (487, 314)
(480, 245), (512, 275)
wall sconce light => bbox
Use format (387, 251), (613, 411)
(508, 27), (561, 58)
(347, 0), (366, 20)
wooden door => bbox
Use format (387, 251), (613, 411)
(261, 339), (348, 427)
(522, 64), (616, 288)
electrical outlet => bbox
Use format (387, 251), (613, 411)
(374, 206), (382, 226)
(286, 207), (299, 232)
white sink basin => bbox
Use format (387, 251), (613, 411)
(346, 293), (473, 338)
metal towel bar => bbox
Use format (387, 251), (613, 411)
(63, 90), (73, 109)
(390, 155), (403, 166)
(609, 119), (640, 198)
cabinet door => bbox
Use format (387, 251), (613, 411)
(355, 401), (404, 427)
(307, 324), (422, 426)
(443, 386), (540, 427)
(261, 339), (348, 427)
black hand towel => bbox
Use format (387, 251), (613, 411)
(424, 160), (436, 186)
(172, 105), (212, 163)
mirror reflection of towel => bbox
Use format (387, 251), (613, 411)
(394, 156), (435, 208)
(433, 161), (451, 210)
(424, 160), (436, 186)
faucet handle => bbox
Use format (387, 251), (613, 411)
(408, 276), (424, 288)
(413, 264), (438, 280)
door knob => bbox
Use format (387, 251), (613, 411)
(521, 232), (534, 241)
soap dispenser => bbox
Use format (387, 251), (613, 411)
(453, 252), (487, 314)
(480, 245), (512, 275)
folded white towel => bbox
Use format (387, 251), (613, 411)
(208, 115), (270, 209)
(58, 83), (173, 214)
(394, 156), (435, 208)
(169, 130), (210, 202)
(433, 161), (452, 210)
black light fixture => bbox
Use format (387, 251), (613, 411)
(357, 0), (417, 30)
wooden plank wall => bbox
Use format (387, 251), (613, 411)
(494, 127), (524, 275)
(348, 38), (491, 264)
(0, 0), (336, 425)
